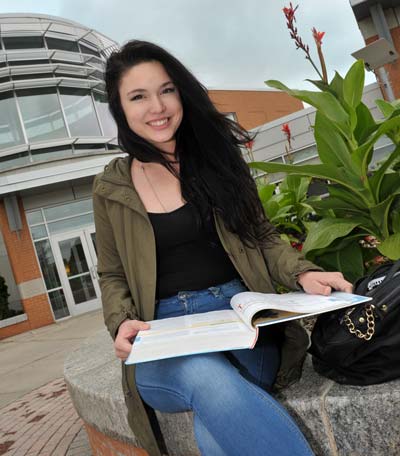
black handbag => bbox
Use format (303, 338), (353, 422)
(309, 259), (400, 385)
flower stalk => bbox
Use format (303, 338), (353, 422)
(281, 123), (294, 164)
(283, 3), (326, 82)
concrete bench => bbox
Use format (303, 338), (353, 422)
(64, 328), (400, 456)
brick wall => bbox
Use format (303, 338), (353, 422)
(365, 26), (400, 100)
(0, 197), (53, 339)
(84, 422), (149, 456)
(209, 90), (303, 130)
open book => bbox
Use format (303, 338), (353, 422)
(125, 291), (371, 365)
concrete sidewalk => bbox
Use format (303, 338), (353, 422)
(0, 310), (105, 455)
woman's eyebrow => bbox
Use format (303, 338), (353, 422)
(126, 81), (174, 97)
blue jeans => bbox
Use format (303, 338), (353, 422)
(135, 279), (314, 456)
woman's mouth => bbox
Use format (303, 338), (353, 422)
(147, 118), (169, 128)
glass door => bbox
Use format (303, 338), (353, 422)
(51, 227), (101, 316)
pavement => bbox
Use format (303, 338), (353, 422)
(0, 310), (105, 455)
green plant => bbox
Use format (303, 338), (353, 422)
(258, 175), (319, 249)
(250, 4), (400, 281)
(0, 275), (12, 320)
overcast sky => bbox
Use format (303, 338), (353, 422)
(0, 0), (376, 89)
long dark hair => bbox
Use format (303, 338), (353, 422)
(105, 40), (269, 247)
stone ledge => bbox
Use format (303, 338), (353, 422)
(0, 312), (27, 328)
(64, 328), (400, 456)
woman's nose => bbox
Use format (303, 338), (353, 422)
(150, 95), (165, 113)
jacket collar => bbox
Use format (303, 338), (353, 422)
(94, 155), (148, 217)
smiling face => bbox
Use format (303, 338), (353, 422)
(118, 61), (183, 153)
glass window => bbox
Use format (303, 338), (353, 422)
(26, 210), (44, 225)
(60, 88), (101, 137)
(31, 145), (73, 162)
(50, 59), (82, 66)
(93, 91), (116, 137)
(88, 70), (104, 80)
(44, 199), (93, 222)
(69, 274), (96, 304)
(17, 88), (68, 142)
(74, 144), (105, 154)
(292, 146), (318, 164)
(55, 73), (87, 80)
(34, 239), (62, 290)
(12, 73), (54, 81)
(3, 36), (44, 50)
(9, 59), (50, 66)
(48, 289), (70, 319)
(79, 43), (101, 57)
(0, 152), (30, 170)
(0, 92), (25, 150)
(107, 144), (121, 150)
(30, 224), (48, 240)
(46, 37), (79, 53)
(47, 213), (94, 234)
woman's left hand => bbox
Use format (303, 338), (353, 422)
(297, 271), (353, 295)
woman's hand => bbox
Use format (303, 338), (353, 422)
(297, 271), (353, 295)
(114, 319), (150, 360)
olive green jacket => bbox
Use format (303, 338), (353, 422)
(92, 155), (320, 456)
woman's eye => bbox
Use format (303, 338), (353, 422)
(163, 87), (176, 94)
(130, 94), (143, 101)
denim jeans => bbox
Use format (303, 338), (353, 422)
(135, 279), (314, 456)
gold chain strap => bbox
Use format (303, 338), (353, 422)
(344, 304), (375, 340)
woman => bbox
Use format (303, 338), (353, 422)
(93, 40), (352, 456)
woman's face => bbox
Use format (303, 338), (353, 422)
(119, 61), (183, 153)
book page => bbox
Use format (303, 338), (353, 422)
(231, 291), (372, 327)
(125, 309), (256, 364)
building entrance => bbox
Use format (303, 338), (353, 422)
(51, 227), (101, 316)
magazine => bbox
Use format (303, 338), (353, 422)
(125, 291), (372, 364)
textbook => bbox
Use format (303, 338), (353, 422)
(125, 291), (372, 364)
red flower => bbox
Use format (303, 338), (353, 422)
(372, 256), (386, 265)
(283, 3), (298, 23)
(312, 27), (325, 46)
(245, 140), (254, 150)
(281, 123), (291, 141)
(290, 241), (303, 252)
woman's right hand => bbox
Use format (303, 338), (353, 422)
(114, 319), (150, 360)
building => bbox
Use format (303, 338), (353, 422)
(350, 0), (400, 99)
(0, 13), (302, 339)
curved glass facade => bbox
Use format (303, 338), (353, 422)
(0, 14), (121, 321)
(0, 14), (119, 171)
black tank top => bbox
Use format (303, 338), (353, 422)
(148, 202), (239, 299)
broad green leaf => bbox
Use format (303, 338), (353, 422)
(378, 233), (400, 259)
(305, 79), (332, 93)
(329, 72), (345, 102)
(353, 102), (378, 144)
(310, 197), (366, 215)
(314, 111), (355, 170)
(375, 99), (395, 118)
(302, 218), (360, 253)
(280, 176), (310, 201)
(264, 200), (279, 219)
(249, 162), (370, 204)
(265, 80), (350, 137)
(314, 241), (364, 282)
(258, 184), (275, 204)
(328, 185), (367, 211)
(369, 145), (400, 200)
(369, 192), (400, 238)
(343, 60), (365, 109)
(352, 116), (400, 171)
(391, 210), (400, 232)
